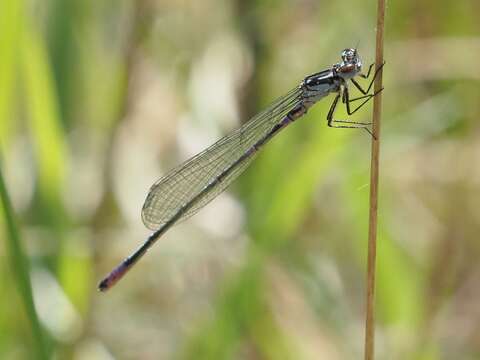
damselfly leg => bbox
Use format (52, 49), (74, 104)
(327, 92), (374, 137)
(351, 61), (385, 95)
(342, 85), (384, 117)
(327, 62), (384, 137)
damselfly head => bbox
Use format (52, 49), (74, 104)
(336, 48), (362, 79)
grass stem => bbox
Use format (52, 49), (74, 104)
(364, 0), (386, 359)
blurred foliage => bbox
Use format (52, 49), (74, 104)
(1, 0), (480, 359)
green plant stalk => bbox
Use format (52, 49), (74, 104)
(0, 163), (50, 359)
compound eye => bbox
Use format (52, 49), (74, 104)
(342, 49), (355, 62)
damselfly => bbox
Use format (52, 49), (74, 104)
(99, 48), (384, 291)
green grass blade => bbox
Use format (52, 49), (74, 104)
(0, 162), (50, 360)
(0, 0), (22, 152)
(22, 28), (67, 205)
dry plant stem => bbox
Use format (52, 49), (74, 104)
(364, 0), (386, 359)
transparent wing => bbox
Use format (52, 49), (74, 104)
(141, 87), (303, 230)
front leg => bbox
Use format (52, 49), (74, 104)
(352, 61), (385, 95)
(359, 63), (375, 79)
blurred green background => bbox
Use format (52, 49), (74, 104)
(1, 0), (479, 359)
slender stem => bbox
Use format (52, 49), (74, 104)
(364, 0), (386, 359)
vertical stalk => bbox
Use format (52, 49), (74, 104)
(364, 0), (386, 359)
